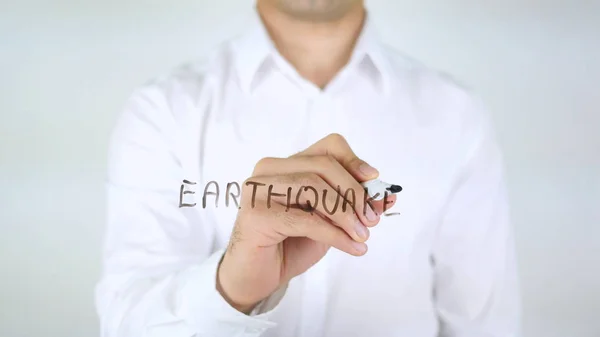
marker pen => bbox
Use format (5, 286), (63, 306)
(360, 179), (402, 201)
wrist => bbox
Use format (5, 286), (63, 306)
(216, 252), (260, 314)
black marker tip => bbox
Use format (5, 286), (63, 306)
(386, 185), (403, 193)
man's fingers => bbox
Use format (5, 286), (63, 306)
(252, 155), (381, 227)
(291, 133), (379, 181)
(242, 174), (370, 243)
(375, 193), (397, 215)
(267, 202), (368, 257)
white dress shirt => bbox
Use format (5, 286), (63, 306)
(95, 10), (521, 337)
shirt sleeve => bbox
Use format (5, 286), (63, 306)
(94, 83), (285, 337)
(431, 96), (522, 337)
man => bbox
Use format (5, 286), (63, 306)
(95, 0), (521, 336)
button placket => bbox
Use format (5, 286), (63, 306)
(307, 94), (335, 140)
(299, 94), (333, 337)
(329, 96), (350, 136)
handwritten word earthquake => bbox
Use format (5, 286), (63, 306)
(179, 180), (402, 217)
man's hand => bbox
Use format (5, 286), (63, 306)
(216, 133), (397, 313)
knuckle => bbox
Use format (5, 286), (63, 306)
(291, 172), (314, 186)
(254, 157), (276, 172)
(286, 172), (304, 185)
(272, 174), (292, 187)
(325, 154), (338, 166)
(327, 133), (345, 143)
(314, 154), (336, 168)
(302, 172), (321, 186)
(325, 190), (342, 207)
(327, 133), (348, 146)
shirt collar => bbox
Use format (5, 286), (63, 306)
(232, 8), (392, 96)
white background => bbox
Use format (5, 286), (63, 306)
(1, 0), (599, 336)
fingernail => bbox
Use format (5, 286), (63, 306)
(355, 220), (370, 240)
(359, 162), (378, 177)
(352, 241), (368, 254)
(365, 204), (378, 222)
